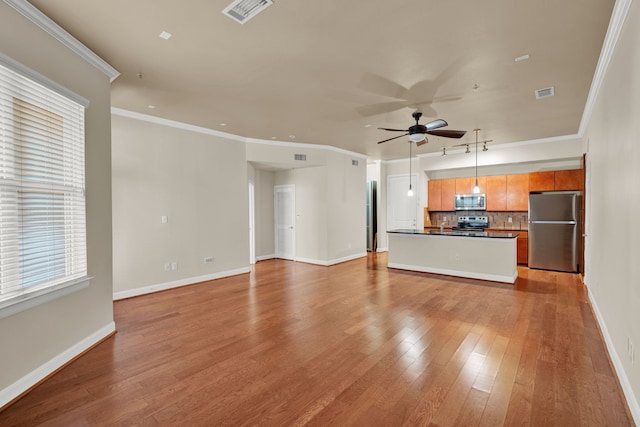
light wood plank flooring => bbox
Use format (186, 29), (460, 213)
(0, 254), (634, 426)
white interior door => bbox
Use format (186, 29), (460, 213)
(249, 182), (256, 265)
(387, 174), (418, 230)
(274, 185), (295, 260)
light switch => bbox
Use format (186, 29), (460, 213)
(161, 215), (168, 224)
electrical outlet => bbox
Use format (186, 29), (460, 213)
(164, 263), (171, 271)
(161, 215), (168, 224)
(204, 256), (214, 264)
(455, 253), (461, 261)
(508, 217), (513, 223)
(171, 262), (178, 270)
(443, 216), (447, 221)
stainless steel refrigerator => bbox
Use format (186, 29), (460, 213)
(528, 191), (580, 272)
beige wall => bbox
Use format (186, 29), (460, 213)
(0, 2), (114, 399)
(111, 114), (249, 296)
(248, 142), (366, 264)
(584, 0), (640, 416)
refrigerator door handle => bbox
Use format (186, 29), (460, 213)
(529, 220), (577, 225)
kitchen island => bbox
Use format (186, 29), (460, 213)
(387, 229), (519, 284)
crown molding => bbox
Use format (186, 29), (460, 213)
(578, 0), (633, 135)
(3, 0), (120, 82)
(111, 107), (246, 142)
(112, 107), (368, 159)
(246, 137), (368, 159)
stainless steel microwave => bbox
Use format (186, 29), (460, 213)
(454, 194), (486, 210)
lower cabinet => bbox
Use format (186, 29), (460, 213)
(517, 232), (528, 265)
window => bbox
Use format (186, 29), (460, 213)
(0, 59), (88, 313)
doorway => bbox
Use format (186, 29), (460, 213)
(249, 181), (256, 265)
(274, 184), (295, 260)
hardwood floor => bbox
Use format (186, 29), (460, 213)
(0, 254), (634, 426)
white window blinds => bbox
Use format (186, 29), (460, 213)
(0, 61), (87, 305)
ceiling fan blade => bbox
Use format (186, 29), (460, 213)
(427, 129), (467, 139)
(377, 133), (409, 144)
(425, 119), (448, 131)
(377, 127), (409, 132)
(416, 137), (429, 147)
(356, 101), (408, 117)
(358, 73), (408, 99)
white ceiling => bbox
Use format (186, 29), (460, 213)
(29, 0), (615, 160)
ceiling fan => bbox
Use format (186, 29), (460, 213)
(377, 111), (467, 146)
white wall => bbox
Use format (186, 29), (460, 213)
(0, 2), (114, 404)
(583, 0), (640, 419)
(111, 113), (249, 298)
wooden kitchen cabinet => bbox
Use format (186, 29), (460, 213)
(506, 174), (529, 211)
(441, 179), (456, 211)
(529, 171), (555, 192)
(455, 176), (486, 195)
(517, 231), (528, 265)
(486, 175), (507, 211)
(427, 180), (442, 211)
(427, 178), (455, 211)
(555, 169), (584, 190)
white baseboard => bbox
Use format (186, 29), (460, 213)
(0, 321), (115, 409)
(295, 252), (367, 267)
(387, 262), (518, 284)
(112, 267), (251, 301)
(376, 247), (388, 252)
(256, 254), (275, 261)
(587, 290), (640, 425)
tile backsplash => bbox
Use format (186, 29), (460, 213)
(429, 211), (529, 230)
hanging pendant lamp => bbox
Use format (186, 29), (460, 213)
(407, 141), (414, 197)
(473, 129), (480, 194)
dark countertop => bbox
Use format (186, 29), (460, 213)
(388, 229), (519, 239)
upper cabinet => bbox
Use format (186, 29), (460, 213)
(427, 168), (583, 212)
(528, 169), (584, 192)
(441, 179), (456, 211)
(529, 171), (555, 192)
(486, 175), (507, 211)
(427, 179), (442, 211)
(455, 176), (486, 195)
(554, 169), (584, 191)
(507, 174), (529, 211)
(427, 178), (455, 211)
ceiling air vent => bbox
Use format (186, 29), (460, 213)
(535, 86), (555, 100)
(294, 154), (307, 161)
(352, 160), (359, 166)
(222, 0), (273, 24)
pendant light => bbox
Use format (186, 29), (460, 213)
(407, 141), (414, 197)
(473, 129), (480, 194)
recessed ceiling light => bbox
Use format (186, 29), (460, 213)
(220, 123), (227, 126)
(159, 31), (172, 40)
(147, 105), (156, 109)
(271, 137), (277, 140)
(364, 124), (372, 128)
(515, 54), (530, 62)
(289, 135), (296, 139)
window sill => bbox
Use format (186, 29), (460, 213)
(0, 277), (92, 320)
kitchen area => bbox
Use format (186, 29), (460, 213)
(386, 166), (585, 283)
